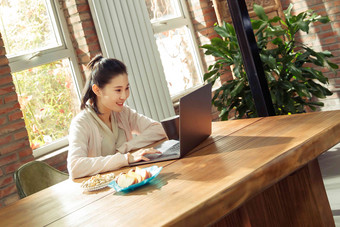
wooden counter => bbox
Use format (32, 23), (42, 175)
(1, 111), (339, 227)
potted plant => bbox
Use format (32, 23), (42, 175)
(201, 4), (338, 120)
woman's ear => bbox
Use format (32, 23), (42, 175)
(92, 84), (101, 96)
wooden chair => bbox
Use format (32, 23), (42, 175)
(14, 161), (69, 198)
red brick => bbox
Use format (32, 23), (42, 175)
(0, 153), (18, 166)
(0, 66), (10, 75)
(0, 135), (12, 146)
(0, 116), (7, 125)
(86, 35), (99, 44)
(77, 4), (90, 13)
(4, 94), (18, 104)
(0, 57), (8, 66)
(19, 147), (33, 159)
(0, 168), (3, 176)
(83, 29), (97, 37)
(8, 111), (23, 121)
(333, 22), (340, 29)
(318, 31), (338, 39)
(4, 162), (22, 174)
(0, 74), (13, 86)
(0, 84), (15, 96)
(20, 155), (34, 163)
(0, 140), (29, 155)
(0, 102), (20, 115)
(321, 37), (337, 45)
(0, 47), (6, 55)
(0, 175), (14, 187)
(0, 184), (17, 198)
(13, 130), (28, 140)
(81, 21), (95, 30)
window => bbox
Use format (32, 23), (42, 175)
(145, 0), (204, 99)
(0, 0), (82, 157)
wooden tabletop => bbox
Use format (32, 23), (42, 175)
(1, 111), (340, 227)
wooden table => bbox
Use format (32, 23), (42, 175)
(1, 110), (339, 227)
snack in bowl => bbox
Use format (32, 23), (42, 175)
(108, 166), (162, 192)
(81, 173), (115, 191)
(116, 167), (151, 188)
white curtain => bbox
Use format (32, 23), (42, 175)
(88, 0), (175, 121)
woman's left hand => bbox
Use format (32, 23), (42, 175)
(127, 148), (161, 163)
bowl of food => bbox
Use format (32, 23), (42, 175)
(108, 166), (162, 192)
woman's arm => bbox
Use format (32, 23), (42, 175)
(67, 114), (129, 179)
(116, 107), (167, 153)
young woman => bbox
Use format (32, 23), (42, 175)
(67, 55), (166, 179)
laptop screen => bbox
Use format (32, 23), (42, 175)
(179, 83), (212, 157)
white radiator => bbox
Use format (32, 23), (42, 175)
(88, 0), (175, 121)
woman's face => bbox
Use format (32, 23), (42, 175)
(95, 73), (130, 114)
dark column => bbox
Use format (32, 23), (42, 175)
(226, 0), (275, 117)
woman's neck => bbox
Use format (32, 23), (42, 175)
(98, 112), (112, 130)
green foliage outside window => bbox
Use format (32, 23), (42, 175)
(12, 60), (79, 149)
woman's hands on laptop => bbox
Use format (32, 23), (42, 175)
(127, 148), (161, 163)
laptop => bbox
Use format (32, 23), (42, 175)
(130, 83), (212, 166)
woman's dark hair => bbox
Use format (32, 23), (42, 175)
(81, 54), (127, 114)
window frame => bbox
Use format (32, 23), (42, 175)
(149, 0), (205, 102)
(5, 0), (83, 158)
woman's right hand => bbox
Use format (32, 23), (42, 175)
(127, 147), (161, 164)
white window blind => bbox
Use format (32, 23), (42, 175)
(88, 0), (175, 121)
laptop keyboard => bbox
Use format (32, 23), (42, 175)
(144, 141), (180, 160)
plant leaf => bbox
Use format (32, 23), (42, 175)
(253, 4), (268, 21)
(230, 80), (244, 97)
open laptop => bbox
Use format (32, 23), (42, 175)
(130, 83), (212, 166)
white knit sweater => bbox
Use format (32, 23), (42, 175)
(67, 106), (166, 179)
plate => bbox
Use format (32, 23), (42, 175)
(108, 165), (162, 192)
(81, 173), (115, 192)
(82, 181), (111, 192)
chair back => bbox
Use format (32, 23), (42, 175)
(14, 161), (69, 198)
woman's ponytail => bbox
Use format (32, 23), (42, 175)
(80, 54), (103, 111)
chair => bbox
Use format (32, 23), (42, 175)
(14, 160), (69, 198)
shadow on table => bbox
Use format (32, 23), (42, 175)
(188, 135), (294, 157)
(113, 172), (180, 196)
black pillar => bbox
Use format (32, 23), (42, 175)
(226, 0), (275, 117)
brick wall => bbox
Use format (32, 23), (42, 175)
(280, 0), (340, 111)
(186, 0), (219, 71)
(0, 33), (34, 208)
(59, 0), (102, 78)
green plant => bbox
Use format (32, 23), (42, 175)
(201, 4), (338, 120)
